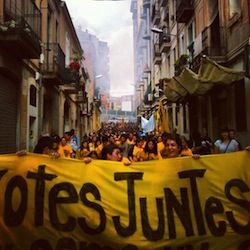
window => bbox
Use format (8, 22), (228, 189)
(173, 47), (176, 64)
(65, 32), (71, 66)
(229, 0), (241, 18)
(30, 85), (37, 107)
(56, 21), (59, 43)
(179, 34), (185, 55)
(175, 104), (179, 126)
(167, 55), (170, 76)
(187, 21), (195, 46)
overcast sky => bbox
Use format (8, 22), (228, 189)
(64, 0), (134, 97)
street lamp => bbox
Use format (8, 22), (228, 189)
(151, 27), (164, 34)
(151, 27), (177, 37)
(95, 74), (103, 79)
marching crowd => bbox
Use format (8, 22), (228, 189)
(23, 122), (249, 165)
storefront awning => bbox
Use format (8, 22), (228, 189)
(163, 57), (245, 102)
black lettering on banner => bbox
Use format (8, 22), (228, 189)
(0, 169), (8, 179)
(4, 176), (27, 226)
(239, 240), (250, 250)
(78, 183), (106, 234)
(79, 241), (87, 250)
(163, 242), (209, 250)
(178, 169), (206, 236)
(122, 244), (138, 250)
(49, 182), (78, 231)
(140, 197), (164, 241)
(225, 179), (250, 234)
(112, 172), (143, 237)
(30, 239), (53, 250)
(56, 237), (77, 250)
(79, 242), (113, 250)
(4, 244), (18, 250)
(86, 243), (102, 250)
(87, 243), (112, 250)
(27, 165), (57, 226)
(205, 196), (226, 236)
(164, 188), (194, 239)
(178, 245), (193, 250)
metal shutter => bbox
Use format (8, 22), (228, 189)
(0, 75), (18, 153)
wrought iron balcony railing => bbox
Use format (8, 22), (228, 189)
(0, 0), (41, 58)
(42, 43), (66, 85)
(176, 0), (194, 23)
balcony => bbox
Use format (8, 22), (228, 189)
(76, 91), (88, 104)
(140, 7), (146, 20)
(143, 0), (150, 8)
(162, 9), (169, 23)
(144, 84), (152, 105)
(201, 27), (224, 58)
(152, 6), (160, 25)
(153, 44), (162, 65)
(159, 33), (171, 53)
(143, 30), (150, 40)
(64, 67), (81, 84)
(176, 0), (194, 24)
(159, 0), (168, 7)
(42, 43), (66, 85)
(0, 0), (41, 59)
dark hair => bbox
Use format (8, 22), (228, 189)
(101, 144), (120, 160)
(33, 136), (53, 154)
(80, 140), (90, 151)
(144, 139), (158, 155)
(219, 128), (229, 141)
(120, 133), (127, 140)
(165, 134), (182, 149)
(70, 129), (75, 136)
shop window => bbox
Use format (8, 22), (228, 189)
(235, 79), (246, 131)
(30, 85), (37, 107)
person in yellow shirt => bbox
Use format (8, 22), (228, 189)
(101, 144), (131, 166)
(95, 138), (103, 159)
(161, 134), (199, 159)
(77, 140), (90, 159)
(126, 132), (135, 145)
(180, 136), (193, 157)
(157, 135), (165, 155)
(58, 137), (73, 158)
(141, 138), (161, 161)
(130, 138), (144, 162)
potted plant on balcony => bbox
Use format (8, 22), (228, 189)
(68, 53), (83, 83)
(69, 57), (81, 73)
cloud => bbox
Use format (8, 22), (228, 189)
(65, 0), (134, 97)
(109, 26), (134, 94)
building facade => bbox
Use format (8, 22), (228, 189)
(77, 29), (111, 131)
(131, 0), (250, 146)
(0, 0), (92, 153)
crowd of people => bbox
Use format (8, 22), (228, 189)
(25, 122), (248, 165)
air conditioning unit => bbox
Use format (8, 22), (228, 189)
(39, 53), (44, 64)
(35, 71), (40, 81)
(148, 93), (153, 101)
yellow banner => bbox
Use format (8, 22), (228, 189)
(0, 152), (249, 250)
